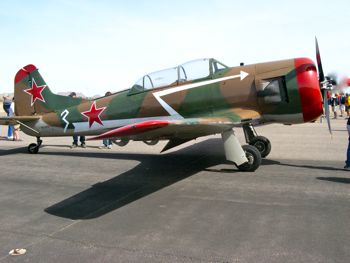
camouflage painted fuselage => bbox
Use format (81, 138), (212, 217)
(14, 57), (322, 140)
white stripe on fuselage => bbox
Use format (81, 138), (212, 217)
(153, 71), (248, 116)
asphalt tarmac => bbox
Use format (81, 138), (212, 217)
(0, 119), (349, 262)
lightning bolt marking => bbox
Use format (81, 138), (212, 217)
(61, 109), (70, 133)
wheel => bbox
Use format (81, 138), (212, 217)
(143, 139), (159, 146)
(237, 145), (262, 172)
(249, 136), (271, 158)
(28, 143), (39, 154)
(112, 138), (129, 147)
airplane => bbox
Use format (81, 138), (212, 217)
(0, 39), (331, 172)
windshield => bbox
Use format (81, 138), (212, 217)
(129, 58), (228, 94)
(180, 58), (211, 81)
(148, 67), (178, 89)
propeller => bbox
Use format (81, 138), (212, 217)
(316, 37), (332, 136)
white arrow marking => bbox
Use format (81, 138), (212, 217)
(153, 71), (249, 116)
(240, 71), (249, 81)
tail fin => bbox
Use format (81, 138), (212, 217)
(14, 64), (87, 116)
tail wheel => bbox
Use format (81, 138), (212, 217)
(249, 136), (271, 158)
(237, 145), (261, 172)
(28, 143), (39, 154)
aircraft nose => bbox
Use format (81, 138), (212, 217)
(295, 58), (323, 122)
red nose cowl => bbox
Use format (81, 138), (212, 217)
(295, 58), (323, 122)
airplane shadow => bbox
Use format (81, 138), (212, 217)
(274, 162), (346, 172)
(41, 144), (102, 149)
(204, 158), (347, 174)
(257, 159), (344, 171)
(0, 147), (27, 156)
(204, 159), (279, 173)
(3, 138), (348, 219)
(44, 139), (231, 220)
(316, 177), (350, 184)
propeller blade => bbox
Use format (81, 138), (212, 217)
(315, 37), (325, 82)
(316, 38), (332, 136)
(323, 89), (332, 136)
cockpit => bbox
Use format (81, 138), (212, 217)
(128, 58), (228, 95)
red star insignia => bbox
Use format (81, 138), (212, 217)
(82, 101), (107, 128)
(24, 78), (47, 106)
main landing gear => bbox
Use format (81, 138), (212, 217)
(221, 130), (261, 172)
(242, 123), (271, 158)
(222, 122), (272, 172)
(28, 137), (42, 154)
(238, 145), (261, 172)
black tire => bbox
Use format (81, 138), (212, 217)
(143, 139), (159, 146)
(249, 136), (271, 158)
(28, 143), (39, 154)
(237, 145), (262, 172)
(112, 138), (129, 147)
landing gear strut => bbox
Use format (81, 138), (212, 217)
(222, 130), (262, 172)
(242, 123), (271, 158)
(28, 137), (42, 154)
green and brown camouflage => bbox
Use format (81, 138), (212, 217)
(7, 57), (322, 140)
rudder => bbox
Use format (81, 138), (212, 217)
(14, 64), (86, 116)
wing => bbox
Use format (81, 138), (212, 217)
(88, 117), (252, 142)
(88, 106), (262, 142)
(88, 117), (255, 152)
(0, 116), (40, 125)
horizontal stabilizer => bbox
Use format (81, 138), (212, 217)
(0, 116), (40, 125)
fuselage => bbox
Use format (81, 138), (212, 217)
(19, 57), (322, 138)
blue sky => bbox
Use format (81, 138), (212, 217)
(0, 0), (349, 96)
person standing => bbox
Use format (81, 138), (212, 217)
(339, 93), (346, 117)
(344, 117), (350, 170)
(99, 139), (113, 149)
(345, 93), (350, 118)
(10, 98), (20, 141)
(71, 134), (86, 148)
(331, 94), (339, 119)
(3, 96), (13, 140)
(69, 92), (86, 148)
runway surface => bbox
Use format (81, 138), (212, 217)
(0, 119), (349, 262)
